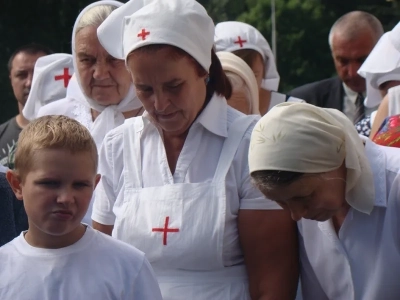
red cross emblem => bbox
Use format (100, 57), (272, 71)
(234, 36), (247, 48)
(54, 68), (72, 88)
(137, 29), (150, 41)
(152, 216), (179, 246)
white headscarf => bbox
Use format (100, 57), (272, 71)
(72, 0), (142, 147)
(249, 102), (375, 214)
(216, 51), (259, 115)
(358, 21), (400, 108)
(214, 21), (280, 91)
(22, 53), (74, 121)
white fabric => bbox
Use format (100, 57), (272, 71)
(92, 95), (280, 267)
(22, 54), (73, 121)
(215, 21), (280, 91)
(217, 51), (259, 114)
(388, 85), (400, 117)
(249, 102), (375, 214)
(358, 22), (400, 108)
(299, 140), (400, 299)
(110, 115), (254, 299)
(0, 226), (163, 300)
(97, 0), (214, 72)
(72, 0), (142, 147)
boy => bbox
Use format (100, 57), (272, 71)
(0, 115), (162, 300)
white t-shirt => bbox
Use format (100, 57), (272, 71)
(299, 140), (400, 299)
(0, 226), (163, 300)
(92, 95), (281, 266)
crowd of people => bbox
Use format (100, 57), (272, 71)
(1, 0), (400, 299)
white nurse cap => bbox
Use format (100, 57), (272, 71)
(22, 53), (73, 121)
(97, 0), (215, 71)
(358, 21), (400, 108)
(214, 21), (280, 91)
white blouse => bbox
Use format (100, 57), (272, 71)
(92, 95), (280, 266)
(299, 140), (400, 299)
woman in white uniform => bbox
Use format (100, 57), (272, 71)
(38, 1), (143, 148)
(249, 102), (400, 299)
(215, 21), (304, 115)
(92, 0), (299, 299)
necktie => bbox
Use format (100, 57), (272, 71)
(354, 93), (365, 124)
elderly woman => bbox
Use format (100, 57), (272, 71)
(91, 0), (299, 299)
(355, 21), (400, 137)
(215, 21), (304, 115)
(217, 51), (259, 115)
(38, 0), (143, 148)
(249, 102), (400, 299)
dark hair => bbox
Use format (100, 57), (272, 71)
(232, 48), (266, 76)
(128, 44), (232, 103)
(8, 43), (53, 72)
(251, 170), (304, 190)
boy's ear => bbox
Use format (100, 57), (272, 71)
(6, 170), (23, 200)
(94, 174), (101, 189)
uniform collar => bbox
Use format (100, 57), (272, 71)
(138, 94), (228, 137)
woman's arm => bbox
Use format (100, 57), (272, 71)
(92, 221), (114, 235)
(238, 209), (299, 300)
(370, 95), (389, 139)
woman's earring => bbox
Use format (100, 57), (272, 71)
(205, 76), (210, 85)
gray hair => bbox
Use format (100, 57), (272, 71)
(75, 5), (117, 34)
(328, 11), (384, 49)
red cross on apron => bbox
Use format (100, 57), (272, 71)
(152, 216), (180, 246)
(234, 36), (247, 48)
(54, 68), (72, 87)
(138, 29), (150, 40)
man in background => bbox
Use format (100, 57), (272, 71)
(289, 11), (384, 123)
(0, 43), (53, 166)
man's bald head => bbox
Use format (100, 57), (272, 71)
(329, 11), (383, 93)
(329, 11), (384, 48)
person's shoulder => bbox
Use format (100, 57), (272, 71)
(227, 107), (259, 137)
(289, 77), (340, 96)
(0, 117), (15, 133)
(0, 235), (20, 256)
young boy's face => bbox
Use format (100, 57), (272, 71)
(8, 148), (100, 244)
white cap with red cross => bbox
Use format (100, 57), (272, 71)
(97, 0), (215, 71)
(214, 21), (280, 92)
(22, 53), (73, 121)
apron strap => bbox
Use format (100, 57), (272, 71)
(123, 117), (144, 189)
(213, 115), (257, 183)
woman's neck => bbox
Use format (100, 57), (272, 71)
(91, 106), (143, 121)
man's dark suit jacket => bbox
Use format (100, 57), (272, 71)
(288, 77), (344, 112)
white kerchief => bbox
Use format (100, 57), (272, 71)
(215, 21), (280, 91)
(216, 51), (259, 114)
(358, 22), (400, 108)
(72, 0), (142, 147)
(249, 102), (375, 214)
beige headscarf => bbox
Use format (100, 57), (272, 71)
(248, 102), (375, 214)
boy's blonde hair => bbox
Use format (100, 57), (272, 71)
(15, 115), (98, 180)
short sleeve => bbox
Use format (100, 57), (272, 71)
(236, 119), (281, 210)
(91, 130), (123, 225)
(132, 258), (163, 300)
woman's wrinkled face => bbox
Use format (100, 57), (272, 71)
(260, 166), (347, 222)
(127, 47), (208, 136)
(74, 26), (131, 106)
(251, 53), (265, 90)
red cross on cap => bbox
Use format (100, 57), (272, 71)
(234, 36), (247, 48)
(54, 68), (72, 88)
(138, 28), (150, 41)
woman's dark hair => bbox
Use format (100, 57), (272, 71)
(128, 44), (232, 104)
(251, 170), (304, 190)
(232, 48), (266, 76)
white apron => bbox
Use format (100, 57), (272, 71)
(113, 115), (255, 300)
